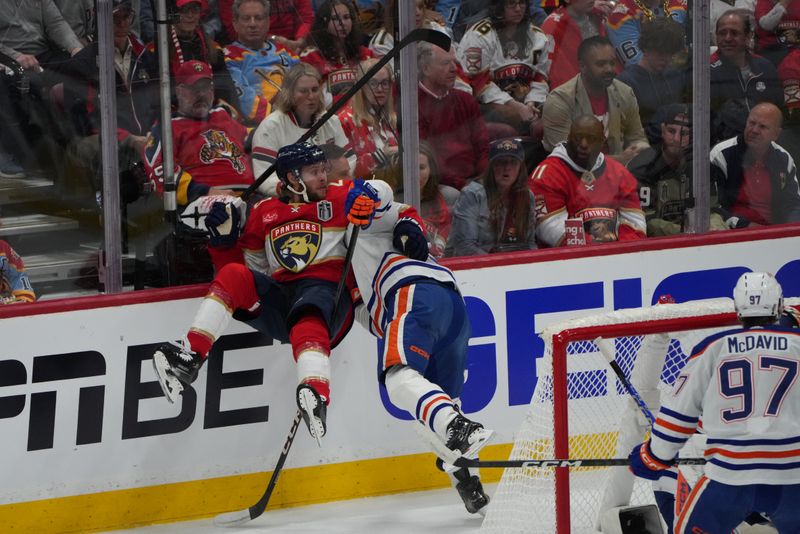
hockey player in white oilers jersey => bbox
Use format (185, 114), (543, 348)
(629, 272), (800, 534)
(344, 179), (495, 515)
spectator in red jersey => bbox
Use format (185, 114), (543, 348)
(710, 102), (800, 228)
(530, 115), (646, 246)
(300, 0), (374, 106)
(418, 42), (489, 191)
(143, 60), (255, 283)
(753, 0), (800, 114)
(143, 61), (254, 207)
(337, 58), (398, 179)
(540, 0), (612, 90)
(220, 0), (314, 51)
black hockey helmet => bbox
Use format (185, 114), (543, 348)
(275, 142), (327, 186)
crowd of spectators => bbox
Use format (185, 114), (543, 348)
(2, 0), (800, 298)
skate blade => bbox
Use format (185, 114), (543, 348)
(153, 352), (183, 404)
(297, 388), (324, 447)
(462, 428), (495, 459)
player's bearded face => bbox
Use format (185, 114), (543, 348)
(299, 162), (329, 201)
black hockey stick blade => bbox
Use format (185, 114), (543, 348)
(452, 456), (706, 469)
(214, 410), (304, 527)
(242, 28), (451, 200)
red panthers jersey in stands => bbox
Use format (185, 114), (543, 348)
(529, 144), (646, 246)
(144, 107), (254, 205)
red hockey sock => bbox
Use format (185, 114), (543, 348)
(186, 331), (213, 358)
(303, 378), (331, 405)
(289, 313), (331, 360)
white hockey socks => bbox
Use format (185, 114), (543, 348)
(186, 295), (235, 356)
(296, 350), (331, 402)
(384, 365), (457, 439)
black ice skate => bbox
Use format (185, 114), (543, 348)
(296, 384), (327, 447)
(445, 414), (494, 459)
(152, 341), (204, 403)
(453, 467), (490, 515)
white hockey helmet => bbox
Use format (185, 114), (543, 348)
(733, 272), (783, 320)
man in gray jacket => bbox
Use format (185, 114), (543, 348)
(541, 36), (648, 165)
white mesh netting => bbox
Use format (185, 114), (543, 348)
(481, 297), (799, 534)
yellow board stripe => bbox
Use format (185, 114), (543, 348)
(1, 444), (511, 534)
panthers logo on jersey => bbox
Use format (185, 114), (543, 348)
(199, 130), (246, 173)
(270, 220), (322, 273)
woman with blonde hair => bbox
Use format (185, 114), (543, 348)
(250, 62), (355, 196)
(336, 58), (398, 179)
(448, 137), (537, 256)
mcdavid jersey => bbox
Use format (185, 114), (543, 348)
(350, 181), (458, 338)
(650, 325), (800, 485)
(236, 180), (352, 284)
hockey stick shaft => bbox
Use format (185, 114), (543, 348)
(241, 27), (451, 200)
(333, 225), (359, 317)
(453, 457), (706, 469)
(595, 337), (656, 424)
(214, 410), (303, 527)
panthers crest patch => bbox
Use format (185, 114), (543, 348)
(270, 220), (321, 273)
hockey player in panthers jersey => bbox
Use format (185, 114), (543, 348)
(152, 143), (378, 445)
(529, 115), (646, 246)
(629, 272), (800, 533)
(343, 179), (494, 515)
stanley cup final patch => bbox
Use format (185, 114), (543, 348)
(317, 200), (333, 222)
(270, 220), (322, 273)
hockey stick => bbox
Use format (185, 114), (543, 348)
(241, 27), (451, 201)
(213, 410), (304, 527)
(595, 337), (656, 424)
(452, 456), (706, 470)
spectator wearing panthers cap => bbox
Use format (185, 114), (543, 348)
(143, 59), (255, 283)
(448, 137), (537, 256)
(143, 60), (253, 206)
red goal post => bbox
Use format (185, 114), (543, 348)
(481, 297), (800, 534)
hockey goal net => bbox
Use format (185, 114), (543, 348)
(481, 297), (799, 534)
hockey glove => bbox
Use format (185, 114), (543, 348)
(628, 441), (674, 480)
(345, 179), (379, 227)
(205, 201), (240, 248)
(393, 218), (429, 260)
